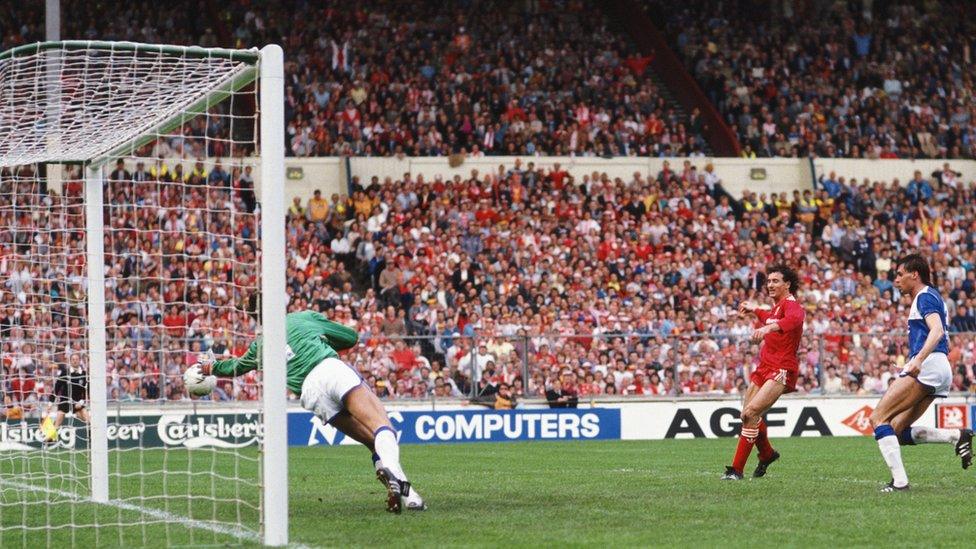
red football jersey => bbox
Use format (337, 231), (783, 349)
(753, 295), (805, 370)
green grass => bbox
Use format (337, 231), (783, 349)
(3, 438), (976, 547)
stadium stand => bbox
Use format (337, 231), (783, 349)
(5, 156), (976, 406)
(224, 0), (710, 157)
(4, 0), (710, 158)
(2, 2), (976, 411)
(645, 0), (976, 159)
(6, 1), (976, 160)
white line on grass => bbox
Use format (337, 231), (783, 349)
(0, 478), (262, 544)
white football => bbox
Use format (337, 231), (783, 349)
(187, 375), (216, 396)
(183, 365), (217, 396)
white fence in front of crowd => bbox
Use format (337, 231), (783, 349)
(346, 156), (810, 203)
(320, 156), (975, 204)
(83, 156), (976, 207)
(811, 158), (974, 187)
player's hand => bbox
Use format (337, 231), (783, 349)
(196, 350), (215, 375)
(750, 325), (769, 343)
(183, 364), (205, 386)
(738, 301), (757, 315)
(902, 357), (922, 378)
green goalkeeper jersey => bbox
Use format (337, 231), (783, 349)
(211, 310), (359, 394)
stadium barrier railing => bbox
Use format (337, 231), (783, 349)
(4, 331), (973, 415)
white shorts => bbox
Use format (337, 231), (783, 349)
(900, 352), (952, 398)
(300, 357), (364, 423)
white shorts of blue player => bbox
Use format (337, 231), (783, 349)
(898, 352), (952, 397)
(301, 357), (427, 512)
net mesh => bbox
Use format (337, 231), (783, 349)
(0, 42), (256, 166)
(0, 42), (265, 546)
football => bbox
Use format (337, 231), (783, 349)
(183, 365), (217, 396)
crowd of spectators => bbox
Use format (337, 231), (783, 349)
(3, 0), (708, 158)
(4, 1), (976, 414)
(1, 158), (263, 414)
(231, 0), (707, 157)
(288, 159), (976, 402)
(8, 1), (976, 162)
(3, 155), (976, 412)
(0, 1), (218, 51)
(648, 0), (976, 160)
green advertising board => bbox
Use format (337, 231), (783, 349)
(0, 412), (263, 450)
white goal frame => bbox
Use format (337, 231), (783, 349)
(0, 41), (287, 546)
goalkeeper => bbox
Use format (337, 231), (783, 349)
(185, 310), (426, 513)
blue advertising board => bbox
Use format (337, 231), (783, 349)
(287, 408), (622, 446)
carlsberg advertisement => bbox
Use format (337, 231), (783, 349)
(0, 413), (263, 450)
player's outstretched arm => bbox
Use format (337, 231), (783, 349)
(199, 341), (261, 377)
(322, 321), (359, 350)
(740, 301), (770, 328)
(738, 301), (758, 315)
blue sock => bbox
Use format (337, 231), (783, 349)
(898, 429), (915, 446)
(873, 424), (895, 440)
(371, 452), (381, 465)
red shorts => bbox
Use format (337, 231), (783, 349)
(750, 363), (798, 393)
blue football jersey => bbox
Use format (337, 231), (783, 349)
(907, 286), (949, 357)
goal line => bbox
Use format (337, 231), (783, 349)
(0, 477), (261, 544)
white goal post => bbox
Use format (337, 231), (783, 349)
(0, 41), (286, 546)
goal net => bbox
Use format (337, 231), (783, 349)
(0, 41), (287, 546)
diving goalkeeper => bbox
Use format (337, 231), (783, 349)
(184, 310), (426, 513)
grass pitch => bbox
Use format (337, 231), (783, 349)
(3, 437), (975, 547)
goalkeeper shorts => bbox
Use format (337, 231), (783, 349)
(300, 357), (365, 424)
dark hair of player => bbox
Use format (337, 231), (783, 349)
(897, 253), (932, 286)
(767, 264), (799, 294)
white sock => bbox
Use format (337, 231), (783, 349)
(877, 435), (909, 487)
(911, 426), (960, 444)
(373, 427), (408, 482)
(372, 452), (383, 472)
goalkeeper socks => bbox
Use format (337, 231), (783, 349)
(755, 420), (775, 461)
(731, 427), (759, 474)
(875, 425), (908, 487)
(374, 426), (408, 482)
(909, 426), (959, 444)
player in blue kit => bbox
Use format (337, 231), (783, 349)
(869, 254), (973, 492)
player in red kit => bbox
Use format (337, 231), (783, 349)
(722, 265), (805, 480)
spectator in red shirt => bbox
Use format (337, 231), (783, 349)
(390, 340), (417, 375)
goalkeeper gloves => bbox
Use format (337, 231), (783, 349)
(183, 364), (205, 385)
(198, 349), (215, 367)
(195, 349), (216, 374)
